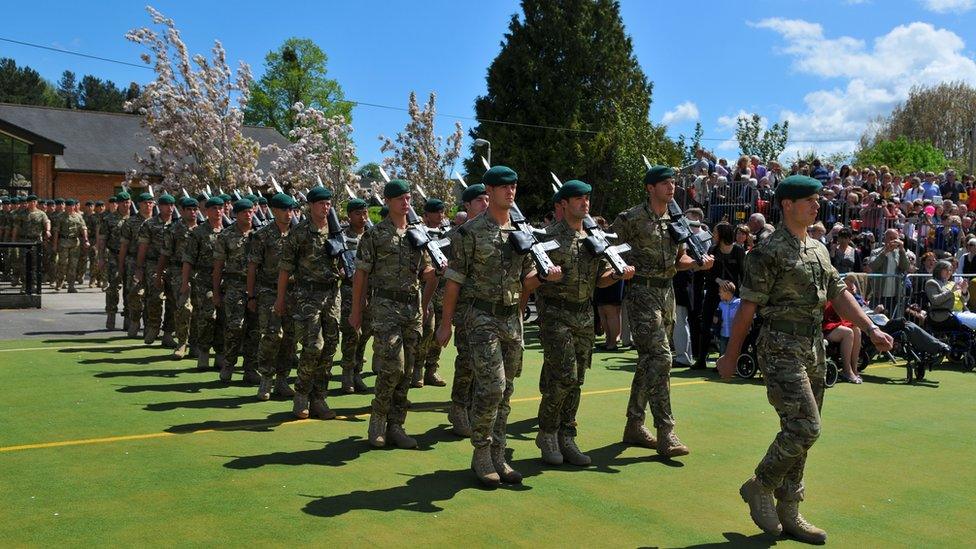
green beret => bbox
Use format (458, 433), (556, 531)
(307, 186), (333, 203)
(11, 197), (19, 204)
(205, 196), (224, 208)
(384, 179), (411, 198)
(27, 195), (37, 201)
(483, 166), (518, 186)
(346, 198), (368, 213)
(257, 196), (268, 205)
(65, 199), (78, 206)
(245, 194), (258, 202)
(643, 165), (675, 185)
(219, 193), (232, 202)
(461, 183), (487, 203)
(157, 194), (176, 205)
(558, 179), (592, 200)
(424, 198), (445, 213)
(232, 198), (254, 213)
(108, 196), (118, 203)
(54, 198), (65, 205)
(136, 192), (154, 203)
(179, 197), (199, 208)
(95, 200), (104, 206)
(116, 191), (131, 201)
(379, 205), (389, 218)
(269, 192), (296, 210)
(774, 175), (822, 203)
(85, 200), (94, 206)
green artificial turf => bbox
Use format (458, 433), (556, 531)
(0, 327), (974, 547)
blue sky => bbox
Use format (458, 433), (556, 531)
(3, 0), (976, 168)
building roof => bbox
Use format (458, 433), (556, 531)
(0, 102), (290, 175)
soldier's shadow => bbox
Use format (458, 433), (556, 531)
(94, 366), (198, 379)
(667, 531), (780, 548)
(79, 354), (177, 366)
(116, 379), (227, 394)
(167, 412), (295, 434)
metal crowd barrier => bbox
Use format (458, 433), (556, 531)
(0, 242), (44, 298)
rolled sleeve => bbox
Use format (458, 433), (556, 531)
(444, 268), (467, 285)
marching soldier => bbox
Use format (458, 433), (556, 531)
(534, 180), (634, 467)
(437, 166), (560, 486)
(275, 186), (342, 420)
(612, 166), (714, 458)
(412, 197), (448, 389)
(46, 198), (65, 282)
(157, 197), (199, 359)
(717, 176), (893, 543)
(78, 200), (96, 287)
(135, 194), (176, 346)
(182, 196), (225, 370)
(213, 198), (260, 383)
(0, 198), (13, 280)
(350, 179), (438, 449)
(120, 193), (155, 338)
(248, 193), (298, 401)
(98, 192), (131, 331)
(52, 199), (88, 293)
(11, 195), (50, 290)
(338, 197), (372, 394)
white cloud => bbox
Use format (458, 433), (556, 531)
(921, 0), (974, 13)
(661, 101), (699, 125)
(745, 19), (976, 158)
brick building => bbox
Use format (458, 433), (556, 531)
(0, 103), (289, 203)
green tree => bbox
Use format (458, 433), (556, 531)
(735, 113), (789, 163)
(356, 162), (382, 184)
(677, 121), (704, 167)
(463, 0), (679, 217)
(76, 75), (126, 112)
(0, 58), (59, 106)
(854, 137), (949, 174)
(244, 38), (351, 137)
(57, 70), (79, 108)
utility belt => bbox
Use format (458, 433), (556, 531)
(629, 274), (672, 288)
(471, 298), (519, 317)
(299, 279), (338, 293)
(543, 296), (591, 313)
(374, 287), (418, 304)
(764, 319), (820, 338)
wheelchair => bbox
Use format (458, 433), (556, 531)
(923, 317), (976, 372)
(860, 315), (951, 383)
(735, 319), (840, 388)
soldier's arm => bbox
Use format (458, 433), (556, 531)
(153, 253), (167, 286)
(420, 266), (437, 314)
(212, 259), (224, 304)
(436, 280), (460, 347)
(136, 242), (149, 272)
(117, 235), (128, 270)
(181, 261), (192, 294)
(246, 262), (257, 301)
(350, 269), (369, 330)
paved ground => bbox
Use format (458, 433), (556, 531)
(0, 286), (114, 340)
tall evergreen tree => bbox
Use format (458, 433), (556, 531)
(0, 58), (60, 106)
(464, 0), (680, 216)
(57, 70), (79, 108)
(77, 75), (126, 112)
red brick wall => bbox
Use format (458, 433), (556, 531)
(31, 154), (55, 197)
(52, 171), (142, 204)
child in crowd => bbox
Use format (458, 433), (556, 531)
(714, 282), (741, 355)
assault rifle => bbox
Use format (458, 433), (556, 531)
(550, 172), (631, 276)
(315, 176), (358, 279)
(667, 199), (707, 266)
(378, 167), (449, 269)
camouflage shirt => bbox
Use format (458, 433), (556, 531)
(611, 202), (682, 279)
(740, 226), (845, 326)
(99, 211), (129, 253)
(136, 216), (173, 260)
(182, 223), (222, 272)
(537, 219), (609, 303)
(444, 211), (533, 307)
(120, 215), (151, 258)
(56, 212), (87, 245)
(248, 222), (290, 287)
(18, 209), (49, 242)
(161, 220), (195, 268)
(213, 222), (253, 276)
(278, 218), (341, 285)
(355, 218), (430, 294)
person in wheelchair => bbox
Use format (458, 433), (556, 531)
(926, 260), (976, 331)
(822, 299), (862, 384)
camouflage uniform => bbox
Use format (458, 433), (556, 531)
(416, 226), (448, 381)
(121, 214), (151, 329)
(444, 213), (533, 451)
(0, 205), (8, 280)
(85, 211), (103, 286)
(740, 227), (845, 502)
(611, 203), (680, 429)
(249, 221), (296, 382)
(99, 210), (129, 318)
(161, 219), (195, 351)
(182, 223), (223, 354)
(448, 226), (475, 412)
(536, 220), (609, 436)
(137, 215), (173, 337)
(14, 208), (48, 288)
(339, 225), (371, 376)
(214, 222), (259, 373)
(54, 211), (87, 290)
(279, 219), (342, 401)
(356, 218), (430, 428)
(46, 209), (63, 282)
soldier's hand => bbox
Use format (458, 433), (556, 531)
(620, 265), (636, 280)
(349, 310), (362, 334)
(436, 323), (452, 347)
(868, 327), (894, 353)
(716, 353), (736, 379)
(274, 298), (286, 318)
(699, 254), (715, 270)
(543, 266), (564, 283)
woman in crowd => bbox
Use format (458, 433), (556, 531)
(926, 260), (976, 330)
(694, 222), (745, 369)
(830, 228), (862, 273)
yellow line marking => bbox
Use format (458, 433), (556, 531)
(0, 343), (147, 353)
(0, 362), (905, 453)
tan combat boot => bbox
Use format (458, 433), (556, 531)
(535, 431), (563, 465)
(273, 376), (295, 398)
(341, 370), (355, 394)
(777, 500), (827, 544)
(292, 394), (310, 419)
(309, 398), (336, 420)
(424, 368), (446, 387)
(106, 313), (116, 331)
(195, 347), (211, 371)
(622, 419), (656, 448)
(448, 404), (472, 437)
(471, 446), (501, 487)
(386, 424), (418, 449)
(411, 367), (424, 388)
(368, 413), (387, 447)
(490, 445), (522, 484)
(739, 477), (783, 535)
(257, 377), (272, 401)
(559, 434), (592, 466)
(218, 358), (234, 383)
(656, 427), (690, 458)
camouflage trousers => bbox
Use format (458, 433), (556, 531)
(76, 244), (89, 284)
(89, 247), (104, 286)
(54, 244), (81, 289)
(370, 295), (422, 426)
(465, 307), (524, 449)
(166, 267), (192, 347)
(126, 257), (146, 326)
(144, 261), (174, 335)
(13, 242), (43, 289)
(44, 241), (56, 282)
(190, 270), (222, 351)
(537, 305), (594, 437)
(292, 284), (340, 399)
(450, 302), (474, 408)
(417, 300), (444, 373)
(256, 286), (296, 379)
(104, 252), (123, 316)
(755, 328), (825, 502)
(624, 285), (676, 429)
(339, 284), (371, 373)
(221, 277), (259, 369)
